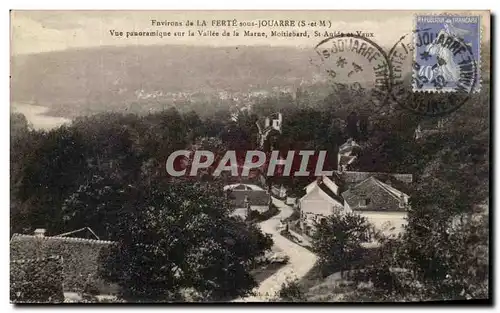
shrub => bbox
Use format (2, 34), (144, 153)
(246, 204), (279, 222)
(10, 256), (65, 303)
(277, 279), (307, 302)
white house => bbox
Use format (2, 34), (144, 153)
(299, 176), (350, 236)
(298, 174), (412, 240)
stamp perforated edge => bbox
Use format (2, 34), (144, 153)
(411, 12), (482, 93)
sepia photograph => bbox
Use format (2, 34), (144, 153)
(9, 9), (491, 304)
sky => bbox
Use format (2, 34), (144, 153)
(11, 10), (490, 55)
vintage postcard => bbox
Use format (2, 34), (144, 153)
(10, 10), (491, 303)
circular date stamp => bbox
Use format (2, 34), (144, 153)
(388, 15), (480, 116)
(312, 33), (392, 114)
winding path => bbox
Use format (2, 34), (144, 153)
(234, 197), (317, 302)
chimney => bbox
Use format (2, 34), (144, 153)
(34, 228), (46, 237)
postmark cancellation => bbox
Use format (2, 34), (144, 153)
(413, 15), (481, 93)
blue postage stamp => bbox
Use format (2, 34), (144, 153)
(413, 15), (481, 93)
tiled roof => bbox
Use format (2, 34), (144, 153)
(11, 233), (115, 245)
(335, 171), (413, 185)
(369, 177), (408, 200)
(223, 183), (265, 191)
(342, 176), (408, 205)
(227, 189), (270, 208)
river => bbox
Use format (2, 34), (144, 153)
(11, 102), (72, 130)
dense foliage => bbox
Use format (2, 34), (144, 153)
(10, 256), (65, 303)
(95, 179), (272, 301)
(311, 212), (372, 278)
(10, 108), (274, 301)
(11, 78), (489, 301)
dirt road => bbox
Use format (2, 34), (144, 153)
(235, 197), (317, 302)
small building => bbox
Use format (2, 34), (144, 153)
(256, 112), (283, 148)
(337, 138), (361, 171)
(342, 176), (410, 237)
(299, 176), (349, 236)
(224, 183), (270, 218)
(342, 176), (409, 212)
(297, 174), (412, 239)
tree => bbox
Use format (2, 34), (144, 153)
(95, 177), (273, 302)
(345, 111), (359, 140)
(276, 279), (307, 302)
(11, 113), (31, 138)
(311, 212), (372, 278)
(346, 207), (489, 302)
(11, 126), (89, 234)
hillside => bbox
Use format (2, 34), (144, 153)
(11, 45), (321, 118)
(11, 42), (490, 119)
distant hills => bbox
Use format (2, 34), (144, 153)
(11, 42), (490, 119)
(11, 45), (322, 118)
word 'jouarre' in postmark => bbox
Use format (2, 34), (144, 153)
(313, 34), (391, 112)
(413, 15), (480, 93)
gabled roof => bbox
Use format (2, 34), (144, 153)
(301, 179), (344, 207)
(10, 234), (115, 245)
(371, 177), (409, 200)
(343, 176), (408, 202)
(318, 182), (345, 206)
(223, 183), (265, 191)
(304, 175), (339, 195)
(322, 175), (340, 195)
(226, 189), (270, 207)
(335, 171), (413, 185)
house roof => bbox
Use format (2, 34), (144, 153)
(54, 227), (101, 240)
(371, 177), (409, 200)
(10, 234), (115, 245)
(318, 181), (345, 205)
(226, 189), (270, 208)
(304, 175), (339, 194)
(342, 176), (408, 202)
(223, 183), (265, 191)
(322, 176), (340, 194)
(335, 171), (413, 185)
(339, 138), (359, 149)
(301, 178), (344, 207)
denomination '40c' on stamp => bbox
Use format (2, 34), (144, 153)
(413, 15), (480, 93)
